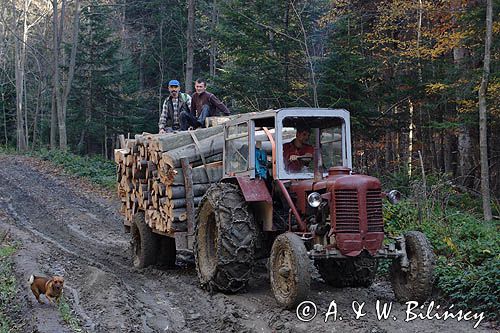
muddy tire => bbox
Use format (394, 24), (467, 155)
(157, 236), (176, 267)
(131, 212), (158, 268)
(270, 232), (310, 309)
(194, 183), (256, 293)
(316, 257), (378, 287)
(390, 231), (435, 302)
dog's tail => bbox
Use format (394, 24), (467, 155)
(28, 275), (35, 285)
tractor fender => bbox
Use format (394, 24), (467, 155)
(222, 176), (273, 231)
(229, 176), (272, 203)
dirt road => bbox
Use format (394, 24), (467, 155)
(0, 155), (494, 333)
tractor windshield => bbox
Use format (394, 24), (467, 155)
(281, 116), (344, 177)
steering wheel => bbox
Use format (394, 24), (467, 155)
(297, 156), (312, 163)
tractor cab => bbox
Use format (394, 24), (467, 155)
(223, 108), (352, 181)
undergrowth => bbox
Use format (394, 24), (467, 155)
(32, 148), (116, 190)
(382, 172), (499, 321)
(0, 234), (23, 333)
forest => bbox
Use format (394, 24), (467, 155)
(0, 0), (499, 202)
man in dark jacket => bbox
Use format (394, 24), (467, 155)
(180, 78), (230, 129)
(159, 79), (192, 133)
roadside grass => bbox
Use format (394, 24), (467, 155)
(33, 148), (116, 190)
(0, 233), (23, 333)
(58, 297), (83, 332)
(0, 146), (116, 190)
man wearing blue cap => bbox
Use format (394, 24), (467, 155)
(159, 79), (192, 133)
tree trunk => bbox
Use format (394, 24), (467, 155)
(139, 27), (144, 91)
(209, 0), (217, 77)
(52, 0), (67, 150)
(60, 0), (80, 132)
(478, 0), (493, 221)
(452, 0), (472, 185)
(50, 89), (57, 148)
(2, 92), (7, 145)
(283, 0), (290, 91)
(408, 100), (414, 177)
(443, 130), (453, 174)
(185, 0), (195, 94)
(32, 80), (42, 149)
(291, 2), (318, 107)
(384, 130), (392, 169)
(457, 126), (472, 184)
(13, 0), (28, 151)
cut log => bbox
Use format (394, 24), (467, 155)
(114, 148), (129, 164)
(172, 162), (223, 185)
(190, 153), (223, 168)
(170, 184), (210, 199)
(170, 196), (203, 209)
(205, 115), (236, 127)
(155, 126), (223, 152)
(172, 208), (187, 222)
(115, 124), (225, 242)
(161, 133), (223, 168)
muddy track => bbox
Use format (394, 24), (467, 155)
(0, 155), (493, 333)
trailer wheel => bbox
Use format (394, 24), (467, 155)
(131, 212), (158, 268)
(390, 231), (435, 302)
(195, 183), (256, 293)
(270, 232), (310, 309)
(316, 257), (378, 287)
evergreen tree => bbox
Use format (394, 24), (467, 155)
(69, 0), (124, 155)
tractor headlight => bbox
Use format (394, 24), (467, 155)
(307, 192), (322, 208)
(387, 190), (402, 204)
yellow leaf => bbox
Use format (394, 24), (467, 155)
(444, 237), (458, 252)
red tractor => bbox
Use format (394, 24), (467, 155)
(194, 108), (435, 308)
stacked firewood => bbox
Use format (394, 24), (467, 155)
(114, 126), (224, 235)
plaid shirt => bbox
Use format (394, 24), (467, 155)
(159, 93), (192, 131)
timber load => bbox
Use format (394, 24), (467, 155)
(114, 126), (224, 235)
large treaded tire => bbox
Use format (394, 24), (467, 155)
(316, 257), (378, 288)
(194, 183), (256, 293)
(390, 231), (435, 302)
(270, 232), (311, 309)
(131, 212), (159, 268)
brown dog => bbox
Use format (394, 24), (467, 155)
(29, 275), (64, 304)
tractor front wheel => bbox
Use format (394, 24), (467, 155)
(270, 232), (310, 309)
(390, 231), (435, 302)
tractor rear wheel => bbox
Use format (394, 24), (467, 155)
(194, 183), (256, 293)
(316, 257), (378, 287)
(270, 232), (310, 309)
(390, 231), (435, 302)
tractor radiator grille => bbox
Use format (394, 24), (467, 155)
(367, 189), (384, 232)
(334, 189), (359, 232)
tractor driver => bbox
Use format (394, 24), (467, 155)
(283, 127), (314, 173)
